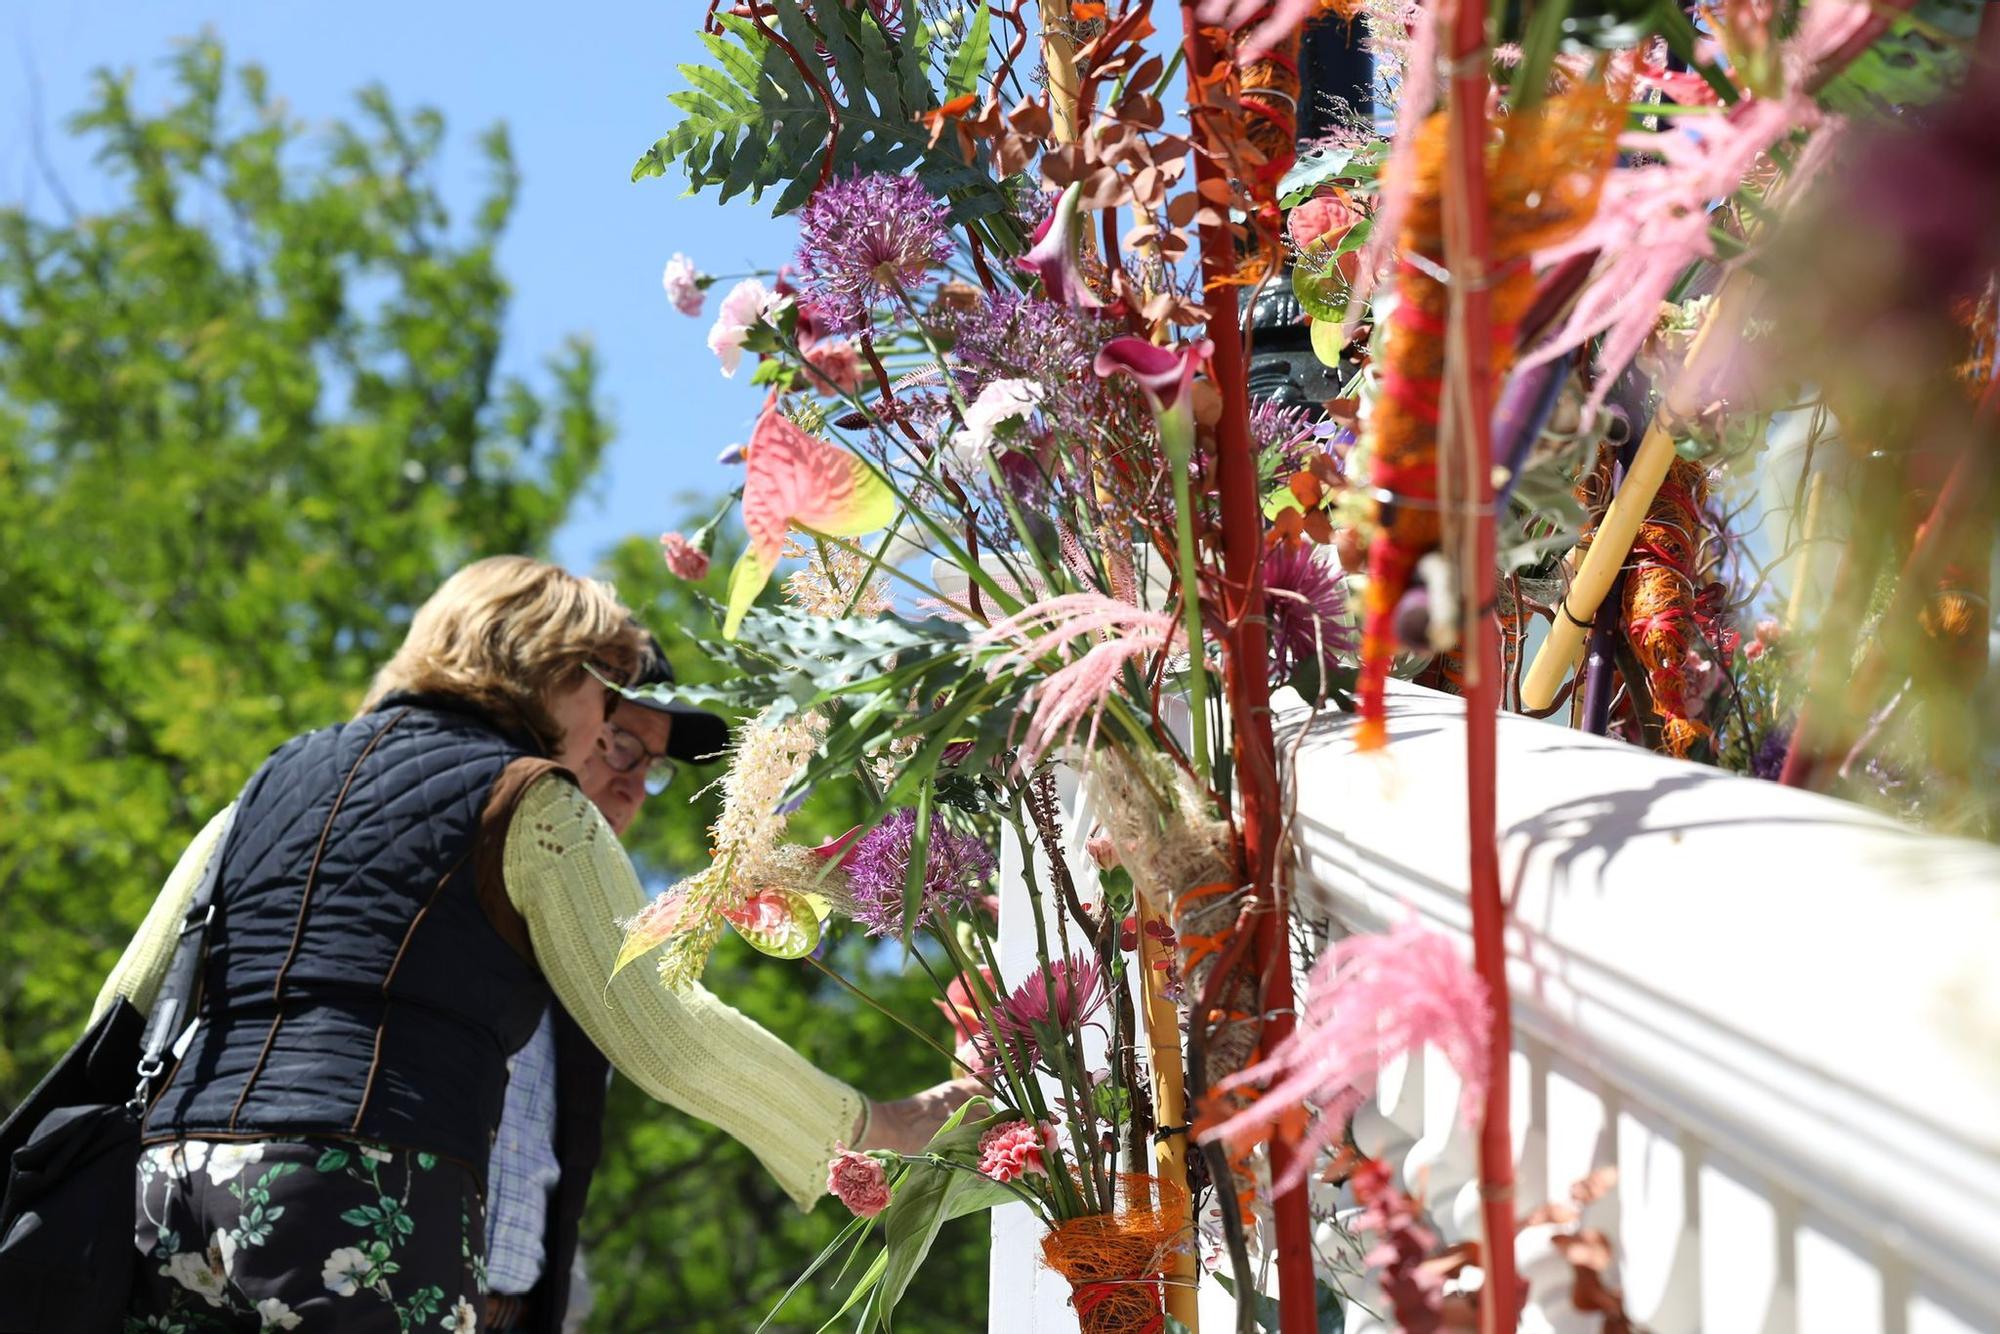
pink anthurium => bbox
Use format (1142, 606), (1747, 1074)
(723, 403), (899, 638)
(723, 885), (820, 959)
(1018, 181), (1104, 309)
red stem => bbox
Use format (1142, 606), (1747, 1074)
(1443, 0), (1518, 1327)
(1178, 8), (1318, 1332)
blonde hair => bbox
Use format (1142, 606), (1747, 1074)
(361, 556), (646, 754)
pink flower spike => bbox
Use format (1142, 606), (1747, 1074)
(827, 1148), (894, 1218)
(1199, 917), (1492, 1193)
(1019, 182), (1104, 309)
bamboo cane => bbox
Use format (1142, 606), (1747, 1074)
(1136, 890), (1199, 1329)
(1520, 278), (1749, 710)
(1040, 0), (1083, 143)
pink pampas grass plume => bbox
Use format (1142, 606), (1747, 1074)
(1199, 917), (1492, 1189)
(973, 593), (1184, 767)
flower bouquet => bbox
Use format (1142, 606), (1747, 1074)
(612, 0), (1995, 1328)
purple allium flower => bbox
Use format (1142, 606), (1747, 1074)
(1262, 544), (1355, 687)
(844, 808), (996, 936)
(1251, 399), (1326, 484)
(941, 293), (1124, 440)
(1749, 724), (1792, 781)
(794, 172), (955, 333)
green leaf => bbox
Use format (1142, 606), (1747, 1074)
(1310, 317), (1346, 368)
(943, 1), (991, 101)
(315, 1149), (350, 1174)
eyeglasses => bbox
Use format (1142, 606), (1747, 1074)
(599, 720), (680, 795)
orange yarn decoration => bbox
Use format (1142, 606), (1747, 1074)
(1620, 457), (1714, 757)
(1040, 1174), (1189, 1334)
(1237, 26), (1301, 187)
(1354, 89), (1620, 748)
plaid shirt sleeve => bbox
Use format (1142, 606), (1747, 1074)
(484, 1006), (563, 1295)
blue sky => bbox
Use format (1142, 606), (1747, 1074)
(2, 0), (796, 573)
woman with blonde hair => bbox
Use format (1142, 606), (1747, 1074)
(89, 556), (964, 1331)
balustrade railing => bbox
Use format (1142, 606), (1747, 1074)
(991, 679), (2000, 1332)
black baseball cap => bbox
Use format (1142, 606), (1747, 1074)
(622, 633), (731, 765)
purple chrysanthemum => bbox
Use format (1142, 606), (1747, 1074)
(844, 808), (996, 937)
(1251, 400), (1319, 474)
(1262, 544), (1355, 687)
(794, 173), (955, 333)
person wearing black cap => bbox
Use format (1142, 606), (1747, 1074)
(482, 636), (968, 1334)
(479, 636), (726, 1333)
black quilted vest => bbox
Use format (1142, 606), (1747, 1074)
(144, 694), (556, 1180)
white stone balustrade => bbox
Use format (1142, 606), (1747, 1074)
(990, 676), (2000, 1332)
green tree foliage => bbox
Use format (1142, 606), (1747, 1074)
(0, 37), (610, 1096)
(0, 41), (984, 1330)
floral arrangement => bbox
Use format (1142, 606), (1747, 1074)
(615, 0), (1996, 1329)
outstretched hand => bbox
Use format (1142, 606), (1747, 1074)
(853, 1076), (987, 1156)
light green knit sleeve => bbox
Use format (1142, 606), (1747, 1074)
(91, 804), (236, 1026)
(504, 773), (862, 1211)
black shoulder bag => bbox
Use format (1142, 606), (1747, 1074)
(0, 805), (236, 1334)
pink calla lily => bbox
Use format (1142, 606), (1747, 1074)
(1093, 336), (1213, 466)
(1018, 182), (1104, 309)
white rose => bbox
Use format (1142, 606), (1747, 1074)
(321, 1245), (373, 1297)
(205, 1141), (265, 1185)
(161, 1248), (227, 1306)
(256, 1297), (303, 1330)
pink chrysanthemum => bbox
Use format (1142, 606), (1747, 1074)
(1261, 544), (1355, 687)
(660, 531), (710, 582)
(844, 808), (996, 937)
(994, 953), (1107, 1058)
(826, 1147), (893, 1218)
(794, 172), (954, 333)
(976, 1120), (1058, 1183)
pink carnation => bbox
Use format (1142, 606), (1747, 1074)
(803, 338), (865, 397)
(662, 253), (705, 317)
(977, 1120), (1057, 1183)
(660, 532), (710, 582)
(827, 1148), (893, 1218)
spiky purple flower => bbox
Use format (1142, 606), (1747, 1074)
(1250, 400), (1322, 481)
(1262, 544), (1355, 687)
(794, 173), (955, 333)
(844, 808), (996, 936)
(1749, 724), (1792, 782)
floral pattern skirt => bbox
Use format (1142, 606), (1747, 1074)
(129, 1138), (487, 1334)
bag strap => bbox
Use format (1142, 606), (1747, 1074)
(131, 800), (241, 1112)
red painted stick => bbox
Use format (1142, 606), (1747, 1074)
(1439, 0), (1520, 1326)
(1177, 7), (1319, 1331)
